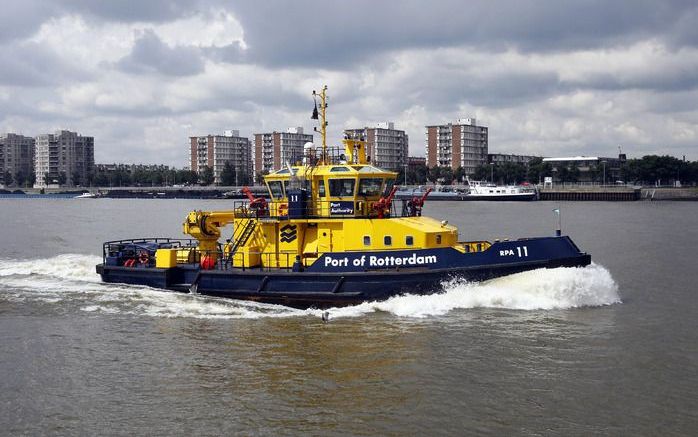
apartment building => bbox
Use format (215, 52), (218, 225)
(189, 130), (252, 185)
(344, 122), (409, 171)
(0, 133), (35, 187)
(253, 127), (312, 173)
(425, 118), (488, 176)
(34, 130), (94, 188)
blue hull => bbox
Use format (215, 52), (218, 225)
(96, 236), (591, 309)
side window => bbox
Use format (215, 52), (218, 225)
(383, 178), (396, 196)
(384, 236), (392, 246)
(329, 179), (356, 197)
(363, 236), (371, 246)
(267, 181), (284, 199)
(405, 236), (414, 246)
(318, 179), (326, 197)
(436, 235), (442, 245)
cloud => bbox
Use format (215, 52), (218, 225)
(1, 0), (697, 165)
(116, 29), (206, 76)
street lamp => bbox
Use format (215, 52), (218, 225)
(490, 162), (494, 184)
(601, 160), (607, 186)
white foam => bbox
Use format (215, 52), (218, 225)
(0, 254), (102, 282)
(322, 263), (621, 319)
(1, 254), (620, 320)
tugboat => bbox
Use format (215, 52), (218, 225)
(96, 86), (591, 308)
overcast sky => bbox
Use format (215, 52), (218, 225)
(1, 0), (697, 165)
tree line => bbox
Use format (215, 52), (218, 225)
(3, 155), (696, 188)
(393, 155), (698, 186)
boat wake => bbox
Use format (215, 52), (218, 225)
(0, 254), (620, 319)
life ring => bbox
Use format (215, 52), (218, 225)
(124, 258), (136, 267)
(138, 251), (150, 265)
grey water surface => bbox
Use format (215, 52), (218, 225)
(0, 199), (696, 435)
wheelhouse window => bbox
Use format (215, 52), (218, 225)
(383, 178), (396, 196)
(267, 181), (284, 199)
(329, 179), (356, 197)
(358, 178), (383, 197)
(318, 179), (326, 197)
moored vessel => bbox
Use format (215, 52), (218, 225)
(96, 86), (590, 308)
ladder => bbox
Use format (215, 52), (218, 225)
(230, 219), (256, 254)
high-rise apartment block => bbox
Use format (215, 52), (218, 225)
(0, 133), (35, 187)
(344, 122), (408, 171)
(425, 118), (488, 176)
(254, 127), (313, 174)
(34, 130), (94, 188)
(189, 130), (253, 185)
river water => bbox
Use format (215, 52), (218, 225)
(0, 199), (696, 435)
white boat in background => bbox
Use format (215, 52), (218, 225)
(395, 181), (537, 201)
(74, 192), (99, 199)
(464, 179), (537, 201)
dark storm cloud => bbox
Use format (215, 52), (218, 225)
(228, 0), (698, 68)
(116, 29), (205, 76)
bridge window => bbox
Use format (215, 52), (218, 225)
(358, 178), (383, 196)
(363, 236), (371, 246)
(405, 236), (414, 246)
(384, 236), (392, 246)
(318, 179), (326, 197)
(330, 166), (350, 172)
(329, 179), (355, 197)
(267, 181), (284, 199)
(383, 178), (396, 196)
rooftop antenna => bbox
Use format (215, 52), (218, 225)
(311, 86), (328, 164)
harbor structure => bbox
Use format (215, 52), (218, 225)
(253, 127), (313, 174)
(0, 133), (35, 187)
(34, 130), (94, 188)
(543, 155), (627, 184)
(488, 153), (538, 165)
(425, 118), (488, 176)
(344, 122), (409, 171)
(189, 130), (253, 185)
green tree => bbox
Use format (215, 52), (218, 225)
(473, 165), (490, 181)
(199, 166), (214, 185)
(255, 170), (269, 185)
(58, 172), (67, 185)
(72, 170), (82, 186)
(3, 171), (13, 186)
(454, 166), (466, 184)
(220, 161), (237, 186)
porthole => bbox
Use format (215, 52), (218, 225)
(384, 236), (392, 246)
(363, 236), (371, 246)
(405, 236), (414, 246)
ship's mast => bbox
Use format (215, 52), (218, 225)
(312, 85), (328, 164)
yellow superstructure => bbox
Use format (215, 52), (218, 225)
(182, 86), (463, 269)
